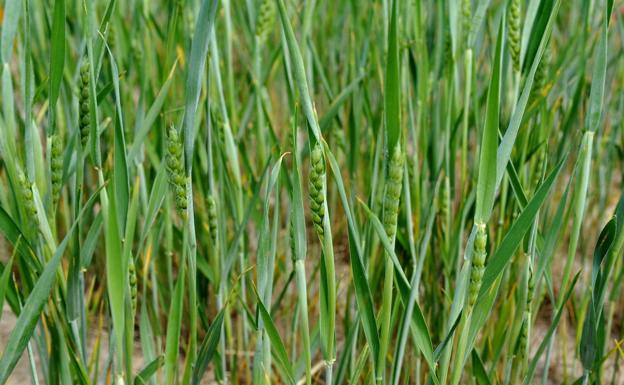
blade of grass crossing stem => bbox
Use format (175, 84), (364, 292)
(0, 186), (103, 384)
(475, 16), (503, 224)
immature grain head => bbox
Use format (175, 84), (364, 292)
(532, 147), (546, 192)
(526, 266), (534, 309)
(107, 26), (116, 52)
(129, 257), (137, 315)
(443, 27), (453, 67)
(508, 0), (522, 72)
(531, 48), (549, 101)
(212, 107), (226, 147)
(439, 174), (450, 220)
(462, 0), (472, 47)
(518, 318), (529, 360)
(79, 59), (90, 148)
(50, 135), (63, 205)
(131, 38), (143, 69)
(468, 222), (487, 306)
(256, 0), (275, 43)
(165, 127), (187, 216)
(206, 194), (218, 244)
(309, 143), (326, 240)
(383, 143), (404, 243)
(289, 214), (296, 261)
(17, 170), (38, 227)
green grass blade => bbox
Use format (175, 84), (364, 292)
(475, 17), (503, 224)
(134, 356), (164, 385)
(275, 0), (322, 142)
(163, 258), (186, 385)
(255, 292), (296, 385)
(104, 182), (126, 378)
(0, 0), (21, 64)
(182, 0), (219, 171)
(47, 0), (65, 135)
(384, 0), (400, 152)
(471, 349), (492, 385)
(0, 251), (15, 321)
(192, 308), (225, 385)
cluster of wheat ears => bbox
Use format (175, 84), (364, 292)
(0, 0), (622, 384)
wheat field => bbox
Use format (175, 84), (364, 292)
(0, 0), (623, 384)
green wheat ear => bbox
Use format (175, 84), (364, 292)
(206, 194), (218, 244)
(468, 223), (487, 307)
(439, 174), (450, 219)
(526, 267), (535, 307)
(461, 0), (472, 47)
(165, 127), (187, 216)
(289, 215), (296, 261)
(518, 318), (528, 359)
(129, 257), (138, 315)
(50, 135), (63, 206)
(532, 47), (550, 101)
(508, 0), (522, 72)
(256, 0), (275, 43)
(78, 59), (90, 148)
(17, 170), (38, 227)
(309, 143), (326, 240)
(383, 143), (404, 242)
